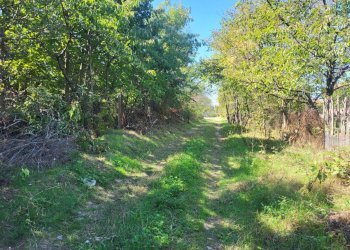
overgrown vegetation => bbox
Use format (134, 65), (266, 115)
(0, 0), (203, 168)
(0, 121), (194, 247)
(310, 148), (350, 189)
(203, 0), (350, 145)
(1, 0), (350, 249)
(215, 122), (349, 249)
(1, 0), (200, 130)
(1, 119), (349, 249)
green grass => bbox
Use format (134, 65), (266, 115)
(0, 121), (195, 248)
(0, 119), (349, 249)
(97, 139), (208, 249)
(212, 125), (348, 249)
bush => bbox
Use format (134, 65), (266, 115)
(165, 153), (201, 185)
(22, 87), (72, 134)
(181, 108), (193, 123)
(152, 176), (186, 209)
(222, 123), (247, 136)
(309, 149), (350, 189)
(76, 132), (110, 154)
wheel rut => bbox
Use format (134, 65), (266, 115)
(204, 122), (226, 250)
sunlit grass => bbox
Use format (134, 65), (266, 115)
(0, 121), (197, 248)
(214, 124), (348, 249)
(1, 119), (349, 249)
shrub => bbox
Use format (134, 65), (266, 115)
(76, 132), (110, 154)
(309, 149), (350, 189)
(165, 153), (201, 185)
(222, 123), (247, 136)
(22, 86), (72, 134)
(152, 176), (186, 209)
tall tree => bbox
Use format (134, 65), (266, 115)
(1, 0), (199, 133)
(212, 0), (350, 130)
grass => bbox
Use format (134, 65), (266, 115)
(0, 122), (194, 248)
(212, 123), (349, 249)
(97, 138), (209, 249)
(0, 119), (349, 249)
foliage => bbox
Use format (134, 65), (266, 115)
(217, 128), (346, 249)
(185, 94), (216, 119)
(312, 148), (350, 186)
(221, 123), (247, 136)
(210, 0), (350, 135)
(213, 0), (350, 100)
(22, 86), (72, 134)
(0, 0), (200, 134)
(20, 168), (30, 179)
(77, 132), (110, 154)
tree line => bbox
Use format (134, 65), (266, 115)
(0, 0), (199, 135)
(208, 0), (350, 137)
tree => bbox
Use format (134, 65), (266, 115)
(265, 0), (350, 127)
(1, 0), (199, 133)
(211, 0), (350, 131)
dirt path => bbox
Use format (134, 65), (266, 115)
(33, 119), (230, 249)
(203, 119), (226, 250)
(4, 118), (347, 249)
(72, 123), (210, 246)
(32, 119), (233, 250)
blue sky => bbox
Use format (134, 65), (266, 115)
(152, 0), (236, 105)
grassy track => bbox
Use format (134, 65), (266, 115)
(1, 118), (349, 249)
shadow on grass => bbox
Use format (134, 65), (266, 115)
(223, 136), (287, 155)
(220, 135), (287, 180)
(207, 126), (339, 249)
(0, 157), (116, 248)
(102, 121), (209, 170)
(79, 128), (216, 249)
(0, 122), (206, 248)
(208, 179), (334, 249)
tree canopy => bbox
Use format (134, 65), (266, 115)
(209, 0), (350, 128)
(0, 0), (200, 133)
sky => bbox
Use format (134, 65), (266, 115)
(152, 0), (236, 106)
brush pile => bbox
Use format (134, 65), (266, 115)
(0, 112), (75, 169)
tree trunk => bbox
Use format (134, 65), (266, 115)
(347, 103), (350, 136)
(322, 100), (325, 120)
(223, 93), (230, 123)
(263, 118), (268, 138)
(330, 97), (334, 135)
(235, 97), (240, 125)
(63, 49), (70, 102)
(325, 96), (332, 135)
(281, 101), (288, 130)
(118, 93), (125, 129)
(225, 103), (230, 123)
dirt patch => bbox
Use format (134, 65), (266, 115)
(204, 216), (224, 250)
(203, 123), (226, 249)
(328, 211), (350, 246)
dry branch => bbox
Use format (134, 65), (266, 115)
(0, 112), (75, 169)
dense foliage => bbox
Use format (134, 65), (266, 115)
(0, 0), (199, 133)
(209, 0), (350, 131)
